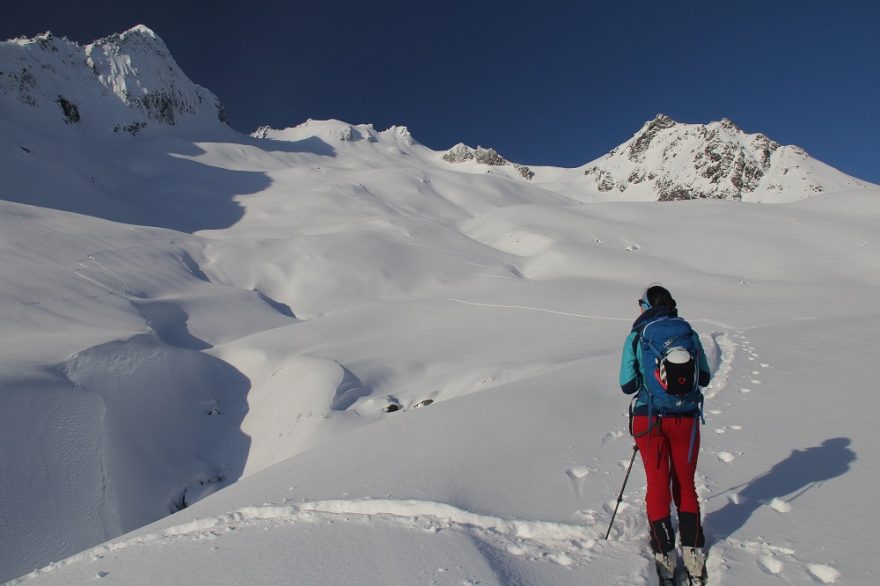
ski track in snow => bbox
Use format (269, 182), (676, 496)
(73, 251), (141, 300)
(447, 298), (631, 321)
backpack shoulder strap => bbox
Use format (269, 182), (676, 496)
(638, 317), (668, 360)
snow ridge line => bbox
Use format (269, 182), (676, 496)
(447, 298), (630, 321)
(300, 499), (599, 541)
(164, 498), (602, 543)
(15, 499), (603, 581)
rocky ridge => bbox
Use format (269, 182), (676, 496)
(442, 143), (535, 180)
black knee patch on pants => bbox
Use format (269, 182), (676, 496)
(649, 516), (675, 553)
(678, 511), (705, 548)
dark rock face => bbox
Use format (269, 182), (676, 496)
(583, 166), (615, 192)
(56, 95), (80, 123)
(515, 164), (535, 180)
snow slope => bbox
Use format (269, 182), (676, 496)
(2, 26), (879, 585)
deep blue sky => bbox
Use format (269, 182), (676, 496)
(4, 1), (879, 183)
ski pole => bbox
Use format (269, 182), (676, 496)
(605, 444), (639, 540)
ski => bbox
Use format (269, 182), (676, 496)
(683, 555), (708, 585)
(684, 566), (708, 585)
(655, 567), (675, 585)
(654, 560), (676, 586)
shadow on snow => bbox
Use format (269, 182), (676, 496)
(704, 437), (856, 543)
(1, 133), (336, 233)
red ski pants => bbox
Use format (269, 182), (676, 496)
(632, 414), (701, 522)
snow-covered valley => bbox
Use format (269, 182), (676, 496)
(1, 26), (878, 585)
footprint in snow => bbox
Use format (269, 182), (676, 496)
(575, 509), (598, 524)
(767, 498), (791, 513)
(717, 452), (736, 463)
(806, 563), (841, 584)
(758, 554), (784, 575)
(565, 465), (596, 498)
(601, 430), (624, 445)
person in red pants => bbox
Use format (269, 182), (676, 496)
(619, 284), (711, 583)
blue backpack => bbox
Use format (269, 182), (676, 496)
(637, 315), (704, 416)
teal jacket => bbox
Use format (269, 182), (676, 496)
(619, 306), (711, 415)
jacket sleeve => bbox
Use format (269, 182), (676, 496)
(619, 331), (640, 394)
(696, 335), (712, 387)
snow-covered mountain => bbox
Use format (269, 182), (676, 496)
(441, 143), (535, 180)
(2, 26), (872, 204)
(1, 26), (878, 586)
(580, 114), (870, 202)
(0, 25), (227, 136)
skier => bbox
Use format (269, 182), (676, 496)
(619, 284), (711, 584)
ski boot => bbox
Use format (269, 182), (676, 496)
(682, 546), (708, 585)
(654, 550), (677, 586)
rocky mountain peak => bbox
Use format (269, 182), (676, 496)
(582, 114), (866, 201)
(718, 117), (739, 131)
(627, 113), (677, 162)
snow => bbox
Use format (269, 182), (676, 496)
(2, 26), (879, 586)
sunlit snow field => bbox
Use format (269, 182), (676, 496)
(1, 114), (877, 585)
(2, 29), (878, 582)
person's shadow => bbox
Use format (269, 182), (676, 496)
(704, 438), (855, 543)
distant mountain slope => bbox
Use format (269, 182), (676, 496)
(580, 114), (872, 202)
(3, 27), (875, 205)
